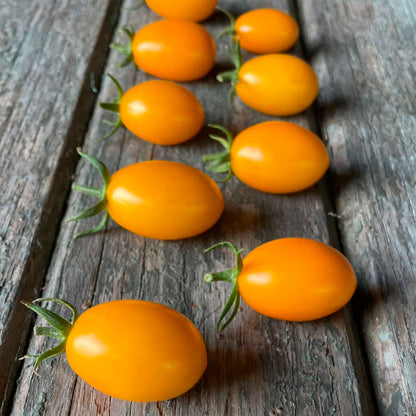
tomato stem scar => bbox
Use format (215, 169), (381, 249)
(66, 148), (111, 238)
(20, 298), (79, 371)
(204, 242), (244, 332)
(203, 124), (234, 182)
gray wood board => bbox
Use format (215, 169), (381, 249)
(0, 0), (122, 413)
(7, 0), (374, 415)
(298, 0), (416, 414)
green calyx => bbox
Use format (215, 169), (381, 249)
(216, 40), (242, 110)
(21, 298), (79, 372)
(204, 242), (244, 332)
(98, 74), (124, 142)
(122, 0), (145, 11)
(203, 124), (234, 182)
(66, 148), (111, 238)
(110, 25), (136, 68)
(216, 7), (236, 39)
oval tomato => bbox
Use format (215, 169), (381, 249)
(146, 0), (217, 22)
(23, 299), (207, 402)
(131, 20), (216, 81)
(236, 54), (319, 115)
(205, 239), (357, 330)
(235, 9), (299, 54)
(204, 122), (329, 193)
(68, 150), (224, 240)
(101, 78), (205, 145)
(231, 122), (329, 193)
(106, 160), (224, 239)
(121, 81), (203, 145)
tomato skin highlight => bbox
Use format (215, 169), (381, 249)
(146, 0), (218, 22)
(120, 80), (204, 145)
(236, 54), (319, 116)
(106, 161), (224, 239)
(238, 238), (357, 321)
(235, 9), (299, 54)
(230, 121), (329, 193)
(66, 300), (207, 402)
(131, 20), (216, 81)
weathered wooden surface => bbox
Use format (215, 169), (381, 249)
(0, 0), (122, 413)
(1, 0), (414, 414)
(299, 1), (416, 414)
(6, 1), (369, 415)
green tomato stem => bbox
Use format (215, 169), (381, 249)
(216, 7), (236, 39)
(99, 103), (120, 113)
(72, 211), (110, 239)
(98, 74), (125, 141)
(216, 70), (236, 83)
(66, 198), (108, 222)
(203, 125), (234, 183)
(34, 326), (63, 339)
(218, 26), (236, 39)
(204, 242), (244, 332)
(66, 148), (110, 238)
(110, 25), (136, 68)
(218, 284), (241, 332)
(21, 298), (79, 371)
(216, 40), (242, 111)
(71, 184), (103, 199)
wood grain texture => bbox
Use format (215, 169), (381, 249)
(0, 0), (122, 413)
(6, 1), (374, 415)
(298, 0), (416, 414)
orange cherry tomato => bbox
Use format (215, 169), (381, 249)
(240, 239), (357, 320)
(106, 161), (224, 239)
(235, 9), (299, 54)
(205, 239), (357, 330)
(231, 121), (329, 193)
(146, 0), (218, 22)
(205, 122), (329, 194)
(236, 54), (319, 115)
(131, 20), (216, 81)
(67, 301), (207, 402)
(69, 151), (224, 240)
(24, 299), (207, 402)
(120, 80), (204, 145)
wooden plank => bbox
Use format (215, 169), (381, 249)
(0, 0), (123, 413)
(8, 0), (373, 414)
(298, 0), (416, 414)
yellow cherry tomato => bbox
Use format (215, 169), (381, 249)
(205, 122), (329, 194)
(235, 8), (299, 54)
(120, 80), (204, 145)
(236, 54), (319, 116)
(67, 301), (207, 402)
(69, 151), (224, 240)
(24, 299), (207, 402)
(205, 239), (357, 330)
(231, 121), (329, 193)
(240, 238), (357, 321)
(131, 20), (216, 81)
(106, 161), (224, 239)
(146, 0), (218, 22)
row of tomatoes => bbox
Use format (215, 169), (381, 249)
(23, 1), (357, 406)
